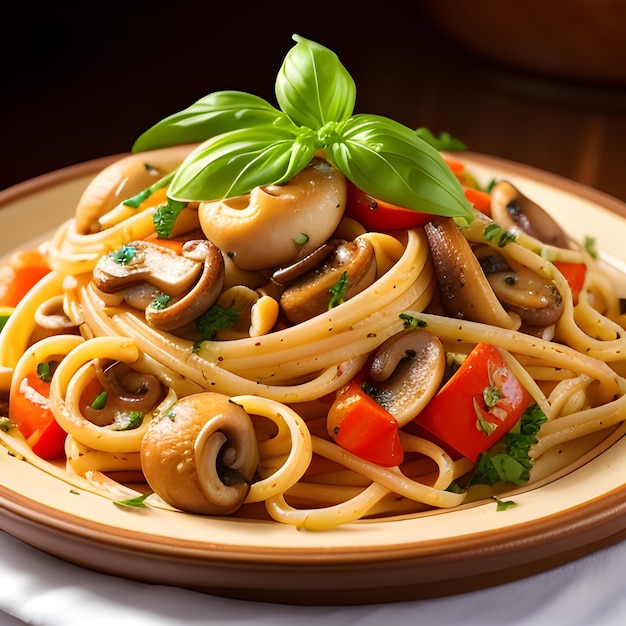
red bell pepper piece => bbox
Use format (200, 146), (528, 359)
(344, 180), (433, 231)
(553, 261), (586, 306)
(410, 343), (531, 462)
(0, 249), (51, 307)
(327, 380), (404, 466)
(9, 368), (67, 459)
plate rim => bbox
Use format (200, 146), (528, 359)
(1, 152), (626, 604)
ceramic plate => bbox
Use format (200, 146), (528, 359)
(1, 153), (626, 606)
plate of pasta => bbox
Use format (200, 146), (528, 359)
(2, 35), (626, 606)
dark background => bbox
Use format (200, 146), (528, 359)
(3, 1), (626, 200)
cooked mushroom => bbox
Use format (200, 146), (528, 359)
(74, 146), (194, 234)
(92, 239), (225, 331)
(145, 240), (225, 331)
(490, 181), (570, 248)
(140, 392), (260, 515)
(34, 295), (77, 330)
(83, 361), (164, 428)
(198, 158), (346, 270)
(424, 217), (518, 329)
(368, 329), (446, 426)
(487, 267), (564, 327)
(279, 236), (377, 325)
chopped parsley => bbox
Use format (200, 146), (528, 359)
(110, 411), (144, 431)
(584, 235), (598, 259)
(494, 496), (518, 511)
(153, 198), (187, 238)
(90, 391), (108, 410)
(484, 223), (517, 248)
(195, 304), (240, 344)
(151, 293), (172, 310)
(36, 360), (58, 383)
(328, 271), (349, 309)
(110, 244), (138, 265)
(122, 170), (175, 208)
(399, 312), (427, 329)
(470, 403), (548, 486)
(114, 493), (151, 509)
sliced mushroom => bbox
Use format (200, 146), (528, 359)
(34, 295), (77, 330)
(145, 240), (225, 331)
(83, 361), (164, 427)
(198, 158), (346, 270)
(487, 267), (564, 326)
(93, 240), (202, 295)
(279, 236), (377, 325)
(272, 241), (336, 285)
(92, 239), (225, 331)
(74, 146), (194, 234)
(140, 392), (260, 515)
(490, 181), (570, 248)
(368, 329), (446, 426)
(424, 217), (518, 329)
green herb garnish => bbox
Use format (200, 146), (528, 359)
(152, 198), (187, 238)
(36, 361), (57, 383)
(114, 493), (151, 509)
(471, 403), (548, 486)
(196, 304), (240, 342)
(584, 235), (598, 259)
(110, 411), (143, 431)
(399, 312), (427, 329)
(328, 271), (349, 309)
(110, 244), (138, 265)
(123, 170), (176, 208)
(151, 293), (172, 310)
(414, 127), (467, 152)
(484, 223), (516, 247)
(132, 35), (472, 224)
(90, 391), (108, 410)
(494, 496), (518, 511)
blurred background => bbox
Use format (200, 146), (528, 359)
(2, 0), (626, 200)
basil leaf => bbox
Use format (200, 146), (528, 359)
(132, 91), (284, 153)
(276, 34), (356, 129)
(415, 127), (467, 152)
(328, 114), (471, 218)
(168, 125), (316, 202)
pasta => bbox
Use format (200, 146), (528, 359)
(1, 144), (625, 532)
(2, 34), (626, 531)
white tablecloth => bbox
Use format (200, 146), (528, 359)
(2, 529), (626, 626)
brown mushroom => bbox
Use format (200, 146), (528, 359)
(487, 267), (564, 327)
(34, 295), (78, 331)
(141, 392), (260, 515)
(145, 240), (225, 331)
(74, 146), (194, 234)
(83, 361), (164, 428)
(279, 236), (377, 325)
(92, 239), (225, 331)
(490, 181), (570, 248)
(198, 158), (346, 270)
(368, 329), (446, 426)
(424, 217), (518, 329)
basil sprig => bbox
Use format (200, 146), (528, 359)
(132, 34), (472, 222)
